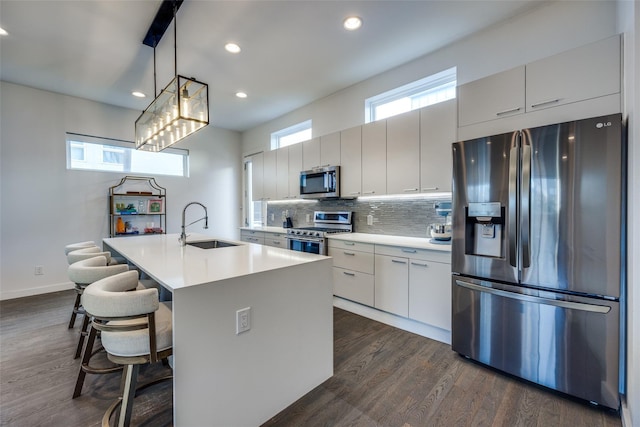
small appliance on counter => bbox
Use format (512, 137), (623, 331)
(283, 217), (293, 228)
(428, 201), (452, 244)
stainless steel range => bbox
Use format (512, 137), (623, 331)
(286, 211), (353, 255)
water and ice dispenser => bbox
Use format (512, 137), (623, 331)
(465, 202), (504, 258)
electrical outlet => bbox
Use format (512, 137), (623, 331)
(270, 213), (275, 221)
(367, 215), (374, 226)
(306, 213), (311, 222)
(236, 307), (251, 334)
(34, 265), (44, 275)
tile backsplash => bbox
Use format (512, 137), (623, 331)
(266, 195), (451, 238)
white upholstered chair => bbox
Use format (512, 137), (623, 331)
(64, 240), (97, 256)
(79, 270), (173, 427)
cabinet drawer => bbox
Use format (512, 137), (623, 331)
(328, 247), (374, 274)
(328, 239), (374, 253)
(375, 244), (450, 263)
(264, 237), (286, 248)
(333, 267), (374, 306)
(240, 231), (265, 245)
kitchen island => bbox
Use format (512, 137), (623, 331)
(103, 234), (334, 427)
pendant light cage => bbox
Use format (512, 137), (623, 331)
(135, 0), (208, 152)
(135, 76), (209, 152)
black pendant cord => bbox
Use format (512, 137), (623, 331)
(153, 46), (157, 98)
(173, 0), (177, 78)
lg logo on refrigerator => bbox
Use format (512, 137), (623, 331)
(596, 122), (612, 128)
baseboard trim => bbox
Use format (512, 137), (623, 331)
(333, 296), (451, 345)
(0, 281), (74, 301)
(621, 396), (632, 427)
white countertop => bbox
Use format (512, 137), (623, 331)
(328, 232), (452, 252)
(103, 233), (329, 291)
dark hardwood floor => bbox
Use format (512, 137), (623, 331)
(1, 290), (621, 427)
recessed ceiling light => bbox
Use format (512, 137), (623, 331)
(343, 16), (362, 31)
(0, 27), (8, 36)
(236, 92), (248, 99)
(132, 91), (146, 98)
(225, 43), (241, 54)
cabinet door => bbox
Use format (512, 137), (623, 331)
(288, 143), (302, 198)
(386, 110), (420, 195)
(408, 260), (451, 330)
(340, 126), (362, 197)
(361, 120), (387, 196)
(320, 132), (341, 167)
(458, 66), (525, 127)
(251, 152), (264, 201)
(240, 230), (265, 245)
(262, 150), (277, 200)
(526, 35), (620, 112)
(333, 268), (374, 306)
(420, 99), (457, 193)
(302, 137), (321, 170)
(264, 233), (287, 248)
(374, 254), (408, 317)
(276, 147), (289, 200)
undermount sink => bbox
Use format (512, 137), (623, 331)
(187, 240), (238, 249)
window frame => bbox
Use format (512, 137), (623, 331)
(270, 120), (312, 150)
(365, 67), (457, 123)
(65, 133), (189, 177)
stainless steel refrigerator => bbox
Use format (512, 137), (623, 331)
(451, 113), (625, 409)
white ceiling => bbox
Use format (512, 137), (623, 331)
(0, 0), (547, 132)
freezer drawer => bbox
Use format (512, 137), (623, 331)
(452, 276), (620, 409)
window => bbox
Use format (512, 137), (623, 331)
(243, 157), (264, 227)
(365, 67), (457, 122)
(66, 133), (189, 177)
(270, 120), (312, 150)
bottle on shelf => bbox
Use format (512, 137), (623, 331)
(116, 217), (125, 234)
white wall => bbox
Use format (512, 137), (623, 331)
(0, 82), (242, 300)
(242, 0), (618, 155)
(618, 1), (639, 425)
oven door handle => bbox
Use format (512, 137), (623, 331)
(285, 236), (324, 244)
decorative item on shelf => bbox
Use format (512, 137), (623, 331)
(147, 198), (164, 214)
(116, 217), (125, 234)
(135, 0), (209, 152)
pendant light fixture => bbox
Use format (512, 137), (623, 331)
(135, 0), (209, 152)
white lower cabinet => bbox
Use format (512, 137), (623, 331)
(330, 237), (452, 331)
(329, 240), (375, 306)
(374, 254), (409, 317)
(240, 230), (265, 245)
(263, 232), (287, 248)
(408, 259), (451, 330)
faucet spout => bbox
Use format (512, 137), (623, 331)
(179, 202), (209, 246)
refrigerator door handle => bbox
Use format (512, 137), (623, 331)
(455, 280), (611, 313)
(521, 143), (531, 268)
(508, 144), (519, 268)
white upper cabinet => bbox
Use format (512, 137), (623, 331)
(288, 143), (302, 199)
(340, 126), (362, 198)
(276, 147), (289, 200)
(526, 35), (620, 112)
(457, 65), (525, 127)
(320, 132), (341, 167)
(361, 120), (387, 196)
(420, 99), (457, 193)
(302, 137), (320, 170)
(386, 110), (420, 195)
(251, 152), (264, 201)
(262, 149), (277, 200)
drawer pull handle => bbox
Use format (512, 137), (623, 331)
(421, 187), (438, 191)
(530, 98), (560, 108)
(392, 259), (407, 264)
(343, 271), (356, 276)
(343, 242), (355, 246)
(403, 188), (418, 192)
(411, 262), (428, 267)
(401, 249), (417, 253)
(273, 241), (281, 245)
(363, 191), (375, 195)
(344, 252), (355, 256)
(349, 191), (361, 195)
(496, 107), (521, 116)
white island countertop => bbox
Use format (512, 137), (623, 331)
(103, 233), (328, 291)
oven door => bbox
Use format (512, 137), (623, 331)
(286, 236), (326, 255)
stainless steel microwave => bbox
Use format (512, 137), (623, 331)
(299, 165), (340, 199)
